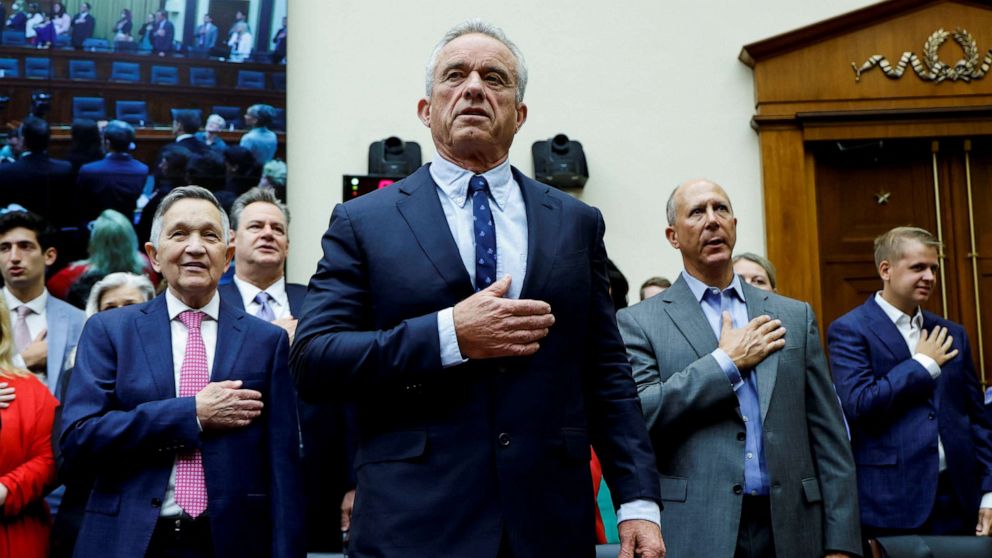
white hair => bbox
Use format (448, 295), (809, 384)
(85, 272), (155, 317)
(148, 186), (231, 248)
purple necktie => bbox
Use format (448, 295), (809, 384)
(176, 310), (209, 517)
(14, 305), (33, 354)
(254, 292), (276, 322)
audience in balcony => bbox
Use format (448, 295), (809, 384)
(6, 1), (25, 32)
(240, 104), (277, 165)
(227, 21), (252, 62)
(197, 114), (228, 152)
(136, 12), (153, 51)
(50, 2), (69, 38)
(76, 120), (148, 225)
(195, 12), (218, 50)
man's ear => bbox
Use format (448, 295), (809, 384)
(878, 260), (891, 282)
(515, 102), (527, 131)
(43, 247), (57, 267)
(417, 98), (431, 128)
(223, 244), (235, 273)
(665, 226), (679, 249)
(145, 242), (161, 273)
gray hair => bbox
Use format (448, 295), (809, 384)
(149, 186), (230, 248)
(230, 187), (290, 231)
(665, 187), (678, 226)
(261, 160), (287, 189)
(732, 252), (778, 290)
(425, 19), (528, 103)
(85, 272), (155, 317)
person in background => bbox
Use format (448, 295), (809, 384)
(136, 12), (153, 51)
(0, 295), (59, 557)
(22, 1), (39, 43)
(223, 145), (261, 197)
(32, 8), (54, 47)
(69, 2), (93, 50)
(258, 159), (286, 201)
(49, 272), (155, 558)
(272, 16), (287, 64)
(639, 276), (672, 301)
(76, 120), (149, 225)
(733, 252), (777, 292)
(112, 8), (132, 41)
(227, 21), (253, 62)
(197, 114), (227, 153)
(0, 125), (23, 164)
(194, 12), (217, 50)
(46, 209), (156, 309)
(6, 1), (26, 32)
(226, 10), (249, 42)
(240, 104), (278, 165)
(65, 119), (103, 175)
(50, 2), (69, 38)
(150, 9), (173, 56)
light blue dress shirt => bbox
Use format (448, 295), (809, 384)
(682, 271), (769, 496)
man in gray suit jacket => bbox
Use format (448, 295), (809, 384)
(617, 179), (861, 558)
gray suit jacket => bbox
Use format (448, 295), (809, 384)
(617, 276), (861, 558)
(45, 294), (84, 394)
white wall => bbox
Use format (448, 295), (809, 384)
(287, 0), (876, 294)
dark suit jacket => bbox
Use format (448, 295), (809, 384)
(151, 19), (174, 53)
(828, 297), (992, 529)
(618, 276), (862, 558)
(60, 295), (304, 558)
(70, 13), (93, 48)
(0, 152), (74, 226)
(291, 164), (660, 558)
(220, 279), (356, 551)
(76, 153), (148, 224)
(176, 136), (210, 157)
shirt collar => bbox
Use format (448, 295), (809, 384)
(874, 292), (923, 329)
(233, 275), (286, 307)
(165, 289), (220, 321)
(681, 270), (747, 304)
(176, 134), (195, 143)
(429, 152), (514, 210)
(4, 286), (47, 315)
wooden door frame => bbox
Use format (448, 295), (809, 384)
(754, 107), (992, 323)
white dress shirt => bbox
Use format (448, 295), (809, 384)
(5, 286), (48, 373)
(233, 275), (291, 320)
(428, 153), (659, 527)
(160, 290), (220, 517)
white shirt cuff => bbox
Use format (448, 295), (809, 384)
(437, 307), (467, 368)
(981, 492), (992, 509)
(615, 498), (660, 527)
(912, 354), (941, 379)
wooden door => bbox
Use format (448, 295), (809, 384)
(208, 0), (250, 43)
(815, 137), (992, 385)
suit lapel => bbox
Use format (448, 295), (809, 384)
(743, 284), (779, 422)
(45, 298), (68, 392)
(517, 171), (560, 299)
(136, 296), (176, 399)
(864, 297), (913, 362)
(211, 303), (246, 381)
(662, 277), (718, 358)
(395, 166), (472, 295)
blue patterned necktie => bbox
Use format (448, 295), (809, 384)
(254, 291), (276, 322)
(468, 175), (497, 292)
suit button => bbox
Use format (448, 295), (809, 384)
(151, 498), (162, 508)
(733, 484), (743, 495)
(737, 432), (746, 442)
(498, 433), (511, 447)
(928, 413), (935, 420)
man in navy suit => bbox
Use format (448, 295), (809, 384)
(171, 110), (210, 156)
(151, 9), (174, 56)
(61, 186), (303, 557)
(76, 120), (149, 224)
(828, 226), (992, 541)
(292, 20), (663, 558)
(220, 187), (356, 552)
(0, 117), (74, 228)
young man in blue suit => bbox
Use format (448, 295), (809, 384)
(292, 20), (663, 558)
(61, 186), (303, 557)
(0, 210), (83, 395)
(828, 226), (992, 540)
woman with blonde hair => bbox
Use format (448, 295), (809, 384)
(0, 296), (59, 556)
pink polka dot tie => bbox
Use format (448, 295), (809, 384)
(176, 310), (209, 517)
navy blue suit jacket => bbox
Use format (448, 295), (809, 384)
(76, 153), (149, 224)
(291, 164), (659, 557)
(828, 296), (992, 529)
(0, 152), (74, 227)
(60, 295), (304, 557)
